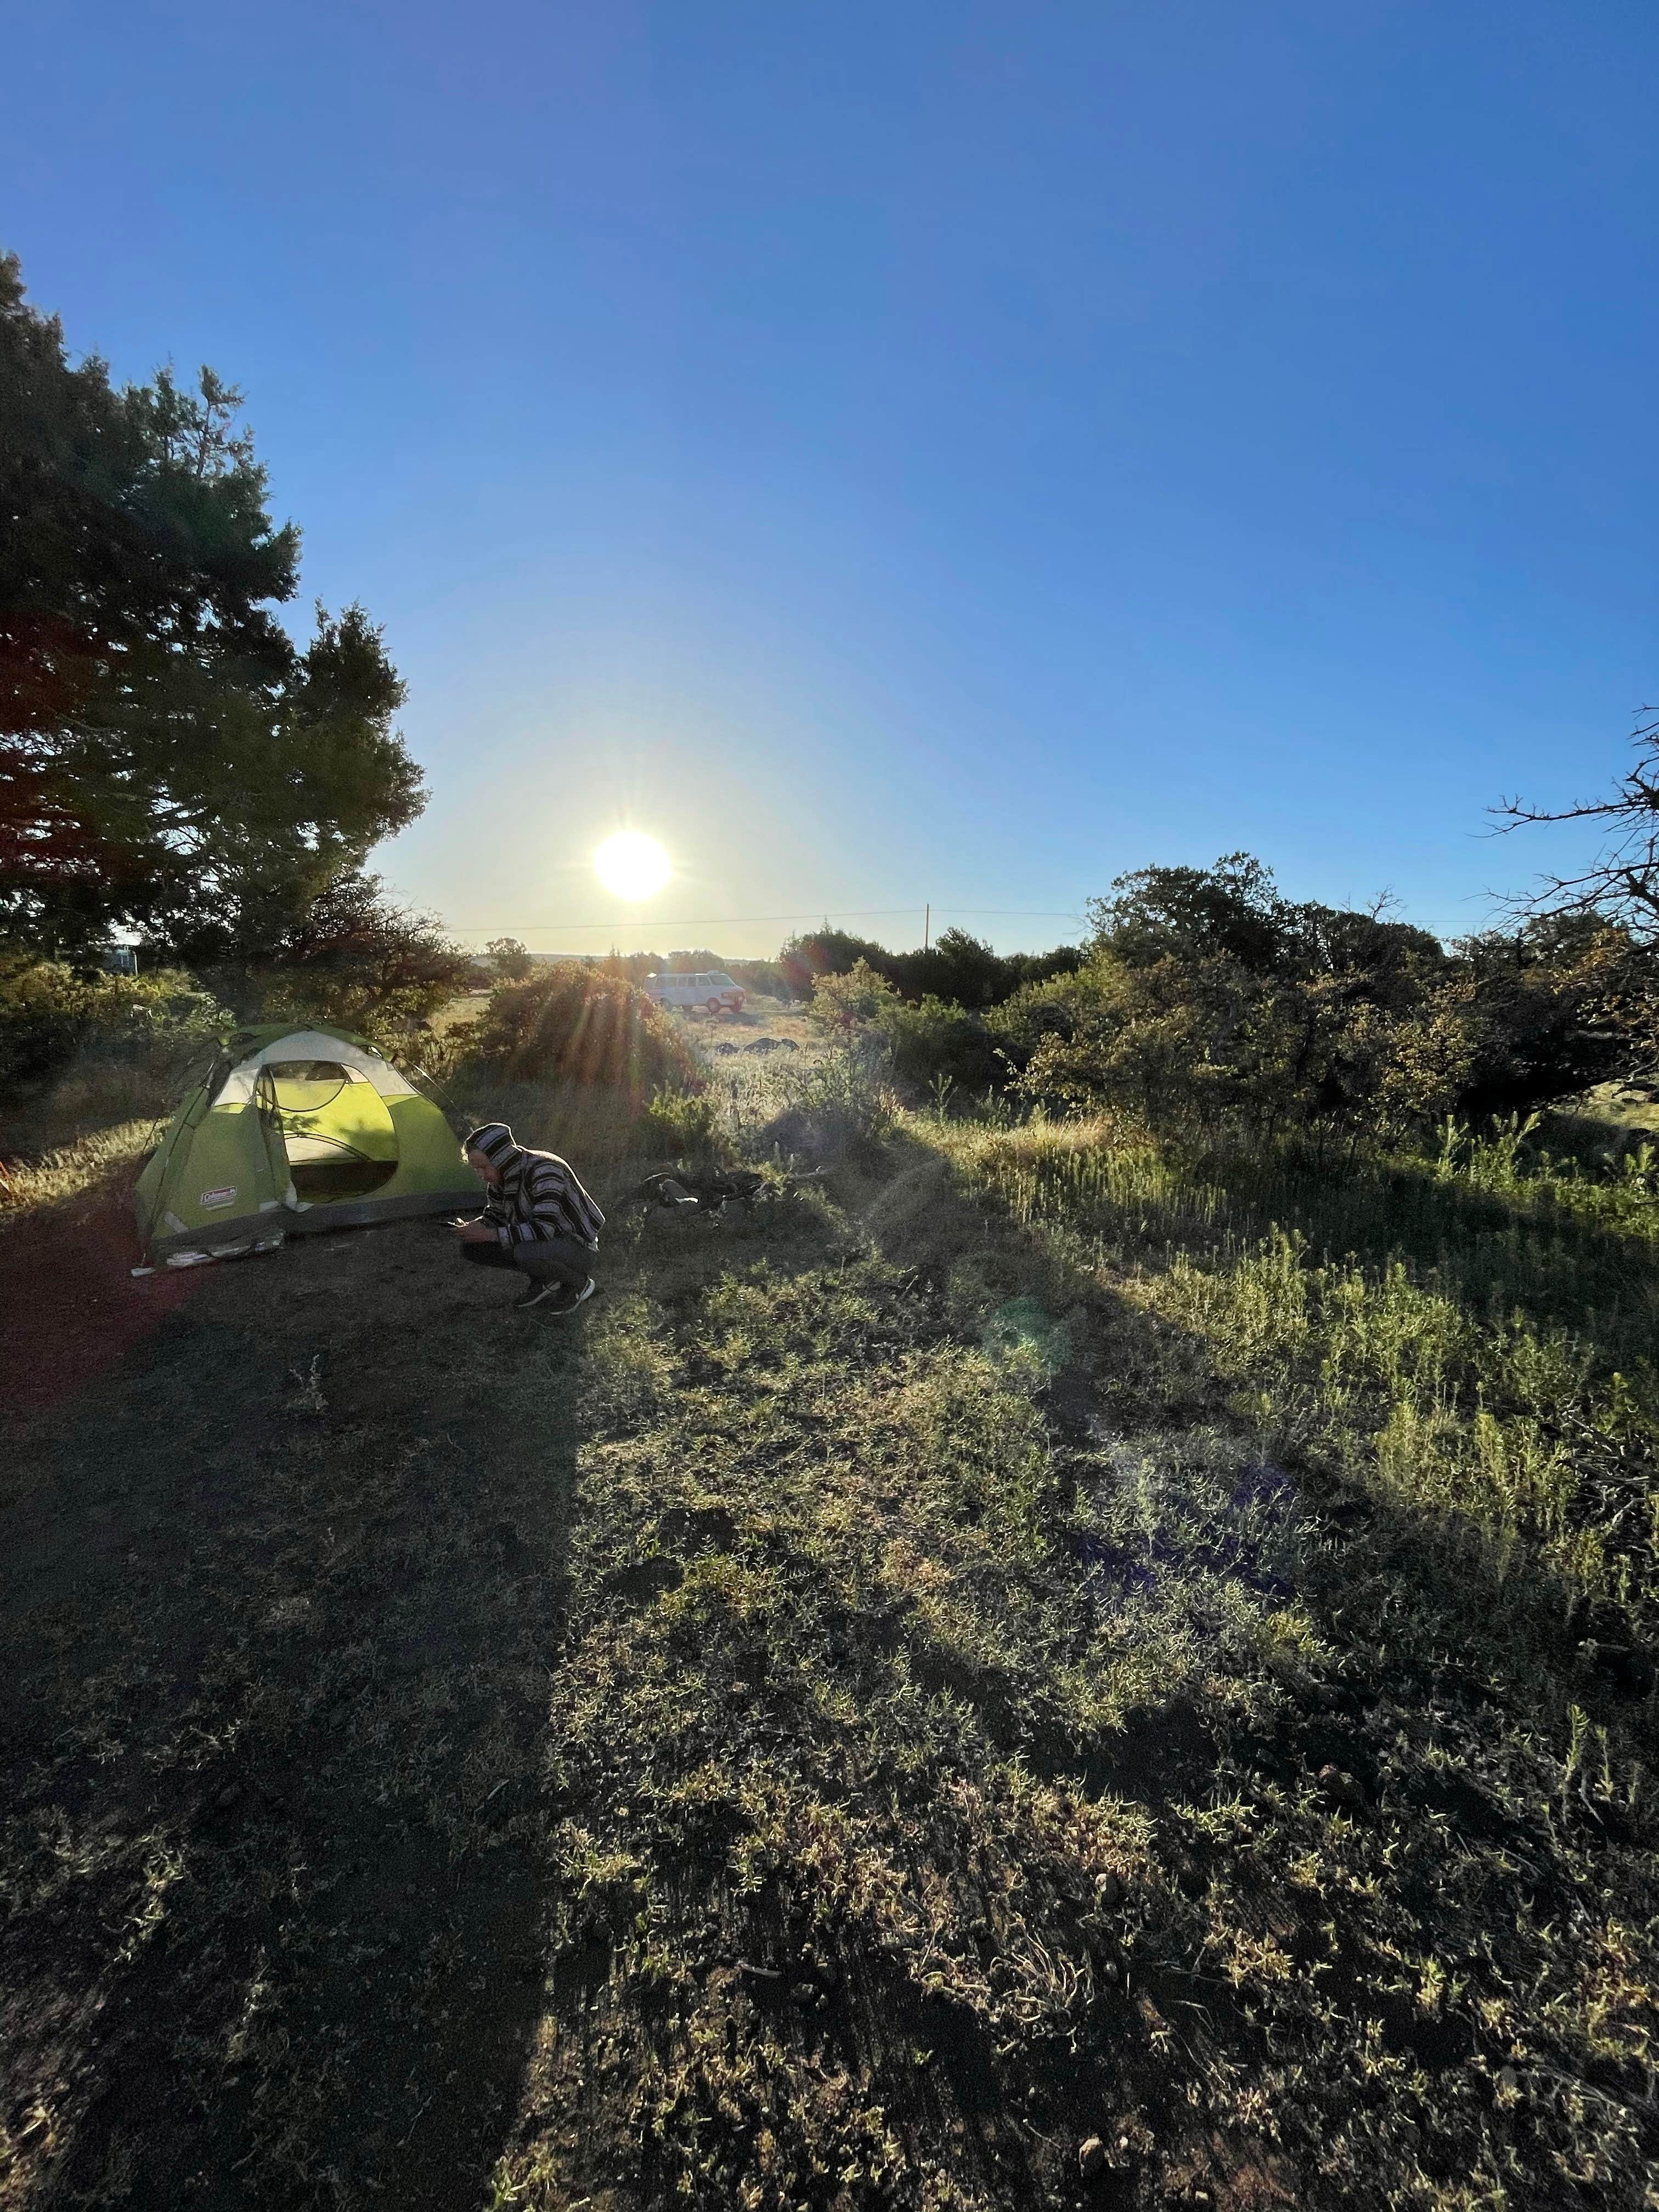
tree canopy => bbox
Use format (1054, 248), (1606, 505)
(0, 251), (424, 961)
(988, 855), (1657, 1137)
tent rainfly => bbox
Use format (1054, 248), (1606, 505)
(136, 1023), (481, 1266)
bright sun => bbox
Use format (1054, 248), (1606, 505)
(594, 830), (672, 901)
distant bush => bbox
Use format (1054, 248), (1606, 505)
(808, 960), (899, 1030)
(483, 936), (534, 982)
(781, 930), (892, 1000)
(881, 995), (1001, 1093)
(725, 958), (795, 1002)
(782, 927), (1081, 1009)
(462, 964), (699, 1105)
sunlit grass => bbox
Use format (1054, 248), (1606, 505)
(0, 1119), (158, 1218)
(928, 1111), (1659, 1616)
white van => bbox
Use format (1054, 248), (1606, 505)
(646, 970), (746, 1014)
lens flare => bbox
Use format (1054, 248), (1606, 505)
(594, 831), (670, 901)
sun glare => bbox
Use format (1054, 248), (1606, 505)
(594, 830), (672, 901)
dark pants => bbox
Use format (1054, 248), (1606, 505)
(461, 1236), (595, 1289)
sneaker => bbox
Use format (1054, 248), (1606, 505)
(516, 1275), (596, 1314)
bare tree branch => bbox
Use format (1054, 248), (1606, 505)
(1493, 713), (1659, 937)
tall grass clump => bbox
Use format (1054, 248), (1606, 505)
(1439, 1108), (1659, 1239)
(0, 1120), (161, 1217)
(714, 1028), (899, 1159)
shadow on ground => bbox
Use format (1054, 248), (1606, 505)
(1, 1202), (581, 2209)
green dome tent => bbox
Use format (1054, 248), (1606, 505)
(136, 1022), (481, 1266)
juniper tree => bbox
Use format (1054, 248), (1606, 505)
(0, 251), (423, 961)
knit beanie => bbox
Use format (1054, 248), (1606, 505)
(462, 1122), (518, 1169)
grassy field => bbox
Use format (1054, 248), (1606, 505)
(2, 1067), (1657, 2210)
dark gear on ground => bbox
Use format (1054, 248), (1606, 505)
(637, 1166), (827, 1219)
(639, 1167), (768, 1217)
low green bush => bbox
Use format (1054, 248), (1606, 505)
(809, 960), (1000, 1099)
(882, 992), (1002, 1093)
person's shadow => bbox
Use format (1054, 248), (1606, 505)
(2, 1211), (581, 2209)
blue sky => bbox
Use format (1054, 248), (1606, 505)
(7, 1), (1656, 953)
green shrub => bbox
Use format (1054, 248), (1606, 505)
(984, 856), (1659, 1146)
(881, 992), (1002, 1093)
(808, 958), (899, 1029)
(639, 1085), (724, 1156)
(0, 956), (228, 1094)
(462, 964), (699, 1107)
(808, 962), (1000, 1099)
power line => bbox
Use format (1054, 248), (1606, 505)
(453, 905), (1088, 936)
(451, 903), (1499, 943)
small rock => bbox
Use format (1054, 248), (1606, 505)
(1079, 2136), (1106, 2183)
(1317, 1764), (1366, 1808)
(1497, 2065), (1519, 2098)
(1585, 1642), (1656, 1695)
(1168, 1849), (1203, 1893)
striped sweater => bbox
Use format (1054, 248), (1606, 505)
(482, 1146), (605, 1249)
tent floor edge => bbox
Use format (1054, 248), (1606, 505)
(143, 1187), (480, 1263)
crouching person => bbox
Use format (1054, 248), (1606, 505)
(454, 1122), (604, 1312)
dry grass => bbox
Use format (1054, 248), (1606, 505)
(0, 1120), (159, 1220)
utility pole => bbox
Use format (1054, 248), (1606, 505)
(924, 904), (930, 954)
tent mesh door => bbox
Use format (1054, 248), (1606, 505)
(257, 1062), (401, 1201)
